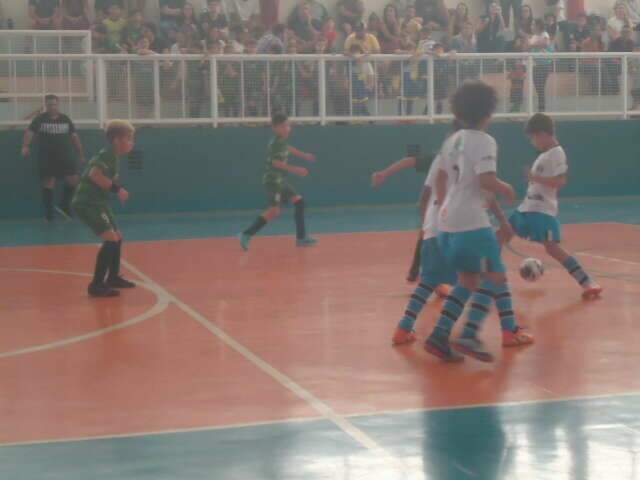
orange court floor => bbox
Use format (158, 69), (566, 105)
(1, 203), (640, 480)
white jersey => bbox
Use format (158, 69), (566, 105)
(422, 154), (444, 240)
(438, 130), (497, 233)
(518, 145), (568, 217)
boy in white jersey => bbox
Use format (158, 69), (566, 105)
(509, 113), (602, 299)
(424, 81), (529, 362)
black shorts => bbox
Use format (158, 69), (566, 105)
(265, 182), (298, 206)
(38, 154), (77, 179)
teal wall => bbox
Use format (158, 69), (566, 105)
(1, 121), (639, 220)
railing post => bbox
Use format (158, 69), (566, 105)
(96, 57), (107, 127)
(319, 57), (326, 125)
(622, 55), (629, 119)
(527, 55), (534, 115)
(210, 55), (218, 128)
(427, 54), (434, 124)
(153, 58), (161, 121)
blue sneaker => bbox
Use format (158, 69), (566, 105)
(239, 233), (251, 251)
(452, 337), (494, 363)
(424, 334), (464, 363)
(296, 237), (318, 247)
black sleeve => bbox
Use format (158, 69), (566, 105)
(65, 116), (77, 134)
(415, 153), (435, 174)
(28, 114), (41, 133)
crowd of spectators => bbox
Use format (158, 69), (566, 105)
(19, 0), (640, 56)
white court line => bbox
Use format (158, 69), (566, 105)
(119, 259), (410, 474)
(577, 252), (640, 268)
(0, 268), (170, 359)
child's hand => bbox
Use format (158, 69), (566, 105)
(304, 153), (316, 162)
(295, 167), (309, 177)
(118, 188), (130, 204)
(371, 171), (386, 187)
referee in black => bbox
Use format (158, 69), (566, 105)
(21, 94), (86, 221)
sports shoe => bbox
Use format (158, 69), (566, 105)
(452, 337), (494, 362)
(435, 285), (451, 299)
(107, 276), (136, 289)
(582, 283), (603, 300)
(296, 237), (318, 247)
(239, 233), (251, 251)
(502, 327), (535, 347)
(392, 327), (416, 346)
(88, 282), (120, 298)
(424, 334), (464, 362)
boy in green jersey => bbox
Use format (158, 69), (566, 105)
(240, 113), (318, 250)
(72, 120), (136, 298)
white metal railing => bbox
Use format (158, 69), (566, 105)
(0, 30), (91, 54)
(0, 52), (639, 127)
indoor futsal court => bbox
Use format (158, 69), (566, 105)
(1, 199), (639, 480)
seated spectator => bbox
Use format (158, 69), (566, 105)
(288, 1), (321, 51)
(322, 17), (338, 52)
(449, 2), (469, 38)
(450, 20), (477, 52)
(103, 4), (128, 46)
(477, 2), (506, 53)
(378, 4), (402, 53)
(344, 21), (381, 53)
(91, 22), (125, 52)
(143, 23), (169, 53)
(207, 26), (228, 48)
(518, 4), (534, 36)
(95, 0), (124, 22)
(417, 25), (436, 52)
(29, 0), (62, 29)
(257, 23), (286, 53)
(608, 2), (634, 41)
(200, 0), (228, 34)
(133, 35), (156, 55)
(402, 5), (423, 43)
(367, 12), (383, 36)
(610, 23), (636, 50)
(178, 2), (201, 42)
(160, 0), (185, 38)
(170, 29), (193, 53)
(61, 0), (89, 30)
(572, 12), (591, 47)
(545, 13), (558, 40)
(337, 0), (365, 32)
(334, 20), (352, 52)
(294, 0), (328, 25)
(122, 9), (145, 51)
(415, 0), (449, 31)
(230, 25), (250, 52)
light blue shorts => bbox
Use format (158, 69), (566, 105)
(420, 237), (457, 286)
(509, 211), (562, 243)
(438, 228), (506, 274)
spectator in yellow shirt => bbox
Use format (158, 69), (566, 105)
(344, 22), (381, 53)
(103, 4), (128, 47)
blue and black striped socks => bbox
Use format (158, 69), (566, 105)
(563, 256), (591, 287)
(433, 286), (472, 338)
(462, 280), (494, 338)
(398, 281), (437, 332)
(494, 282), (517, 333)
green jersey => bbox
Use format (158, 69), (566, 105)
(73, 148), (120, 206)
(263, 136), (289, 186)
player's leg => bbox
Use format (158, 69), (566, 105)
(105, 213), (135, 289)
(406, 229), (423, 283)
(74, 204), (121, 297)
(60, 172), (80, 218)
(239, 184), (283, 251)
(290, 191), (317, 247)
(41, 176), (56, 222)
(543, 240), (602, 299)
(393, 237), (450, 345)
(424, 232), (478, 362)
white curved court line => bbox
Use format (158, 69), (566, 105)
(0, 268), (170, 359)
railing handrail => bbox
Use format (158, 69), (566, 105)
(0, 30), (90, 37)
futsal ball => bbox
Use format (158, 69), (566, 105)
(520, 258), (544, 282)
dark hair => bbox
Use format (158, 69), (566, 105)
(525, 113), (554, 135)
(44, 94), (59, 102)
(534, 18), (545, 31)
(93, 23), (107, 34)
(349, 43), (364, 54)
(450, 81), (497, 128)
(272, 23), (286, 36)
(272, 112), (288, 126)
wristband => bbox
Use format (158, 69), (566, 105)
(110, 182), (121, 193)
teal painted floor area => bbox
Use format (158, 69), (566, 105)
(0, 196), (639, 248)
(3, 394), (640, 480)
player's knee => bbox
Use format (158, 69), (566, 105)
(543, 241), (557, 255)
(266, 206), (281, 219)
(101, 230), (119, 242)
